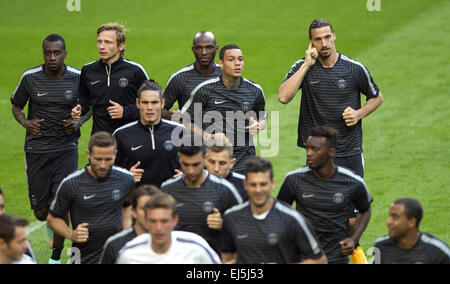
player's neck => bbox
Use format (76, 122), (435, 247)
(103, 54), (121, 67)
(396, 230), (420, 250)
(312, 162), (336, 180)
(134, 224), (146, 236)
(152, 239), (172, 254)
(185, 171), (207, 188)
(251, 198), (274, 216)
(318, 50), (339, 68)
(44, 64), (65, 79)
(195, 62), (215, 75)
(221, 74), (241, 90)
(0, 253), (12, 264)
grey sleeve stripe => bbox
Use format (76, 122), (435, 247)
(124, 59), (150, 80)
(275, 203), (322, 255)
(161, 175), (183, 188)
(165, 64), (194, 89)
(112, 121), (138, 136)
(340, 55), (377, 95)
(421, 234), (450, 257)
(209, 174), (244, 204)
(337, 166), (372, 201)
(224, 201), (249, 216)
(284, 59), (304, 80)
(180, 77), (220, 114)
(11, 66), (43, 100)
(67, 66), (81, 75)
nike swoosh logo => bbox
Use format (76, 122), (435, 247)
(236, 234), (248, 239)
(83, 194), (96, 200)
(215, 101), (226, 105)
(131, 145), (143, 151)
(302, 193), (315, 199)
(37, 92), (48, 97)
(91, 80), (101, 85)
(310, 80), (320, 85)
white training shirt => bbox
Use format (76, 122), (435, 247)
(116, 231), (221, 264)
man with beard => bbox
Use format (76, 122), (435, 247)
(162, 31), (221, 120)
(161, 135), (243, 254)
(47, 132), (134, 264)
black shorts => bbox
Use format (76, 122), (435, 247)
(333, 153), (364, 218)
(25, 149), (78, 210)
(232, 146), (256, 174)
(333, 153), (364, 178)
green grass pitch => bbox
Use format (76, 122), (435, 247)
(0, 0), (448, 263)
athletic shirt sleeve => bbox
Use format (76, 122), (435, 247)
(49, 178), (76, 219)
(254, 87), (267, 120)
(78, 66), (91, 116)
(163, 74), (182, 110)
(11, 72), (31, 108)
(290, 214), (323, 260)
(221, 213), (237, 253)
(355, 63), (379, 98)
(283, 59), (305, 90)
(350, 179), (373, 213)
(277, 175), (296, 206)
(187, 85), (209, 122)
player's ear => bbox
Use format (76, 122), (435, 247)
(173, 214), (179, 228)
(161, 97), (165, 109)
(328, 147), (336, 157)
(229, 158), (237, 169)
(85, 150), (91, 159)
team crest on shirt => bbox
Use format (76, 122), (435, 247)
(337, 79), (347, 89)
(242, 102), (251, 112)
(119, 78), (128, 87)
(333, 193), (344, 204)
(112, 189), (123, 201)
(267, 233), (279, 245)
(64, 90), (74, 100)
(164, 140), (175, 151)
(202, 201), (215, 214)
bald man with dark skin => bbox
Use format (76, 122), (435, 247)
(162, 31), (221, 120)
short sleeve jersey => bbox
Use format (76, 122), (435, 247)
(11, 65), (80, 153)
(284, 53), (380, 156)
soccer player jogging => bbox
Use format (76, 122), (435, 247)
(72, 23), (150, 135)
(99, 185), (162, 264)
(162, 31), (221, 120)
(184, 44), (267, 173)
(278, 18), (383, 178)
(113, 80), (184, 188)
(221, 157), (327, 264)
(277, 126), (372, 264)
(10, 34), (80, 264)
(117, 192), (221, 264)
(161, 135), (243, 254)
(0, 215), (31, 265)
(204, 134), (248, 201)
(47, 132), (135, 264)
(373, 198), (450, 264)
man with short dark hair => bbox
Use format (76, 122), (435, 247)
(374, 198), (450, 264)
(47, 131), (135, 264)
(277, 126), (372, 264)
(184, 44), (267, 173)
(0, 214), (30, 264)
(11, 34), (81, 264)
(161, 135), (243, 253)
(113, 80), (184, 188)
(222, 156), (327, 264)
(163, 31), (221, 119)
(99, 185), (161, 264)
(72, 23), (150, 135)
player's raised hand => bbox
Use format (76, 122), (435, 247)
(107, 100), (124, 119)
(71, 104), (82, 120)
(342, 106), (361, 127)
(130, 161), (144, 183)
(71, 223), (89, 243)
(305, 42), (318, 67)
(173, 169), (183, 178)
(246, 117), (260, 135)
(23, 119), (45, 136)
(206, 208), (223, 230)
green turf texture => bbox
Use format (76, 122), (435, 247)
(0, 0), (448, 264)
